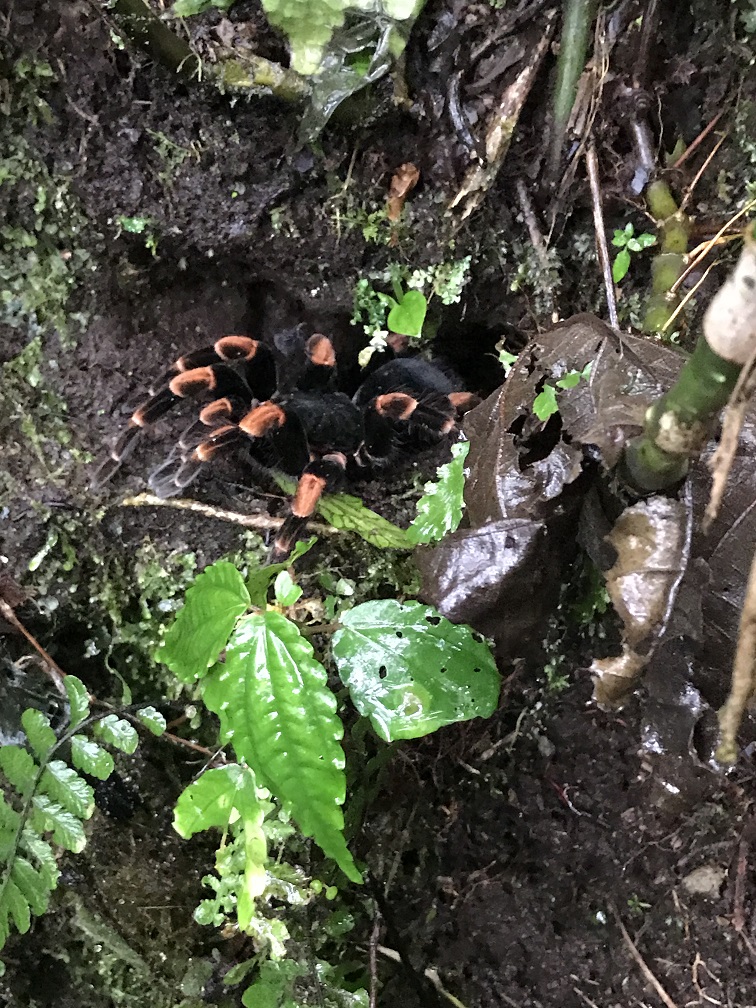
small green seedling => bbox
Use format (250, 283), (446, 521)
(533, 362), (592, 421)
(611, 223), (656, 283)
(382, 276), (428, 338)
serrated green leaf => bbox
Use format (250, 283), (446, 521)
(70, 736), (114, 781)
(40, 761), (94, 820)
(21, 709), (56, 760)
(160, 561), (250, 683)
(246, 538), (315, 607)
(317, 493), (411, 550)
(94, 715), (138, 755)
(0, 746), (38, 797)
(11, 857), (53, 915)
(64, 676), (90, 729)
(0, 796), (21, 860)
(202, 612), (361, 883)
(3, 879), (30, 934)
(30, 795), (86, 853)
(332, 600), (500, 742)
(386, 289), (427, 337)
(19, 828), (59, 889)
(174, 764), (259, 839)
(533, 384), (559, 421)
(135, 707), (166, 736)
(407, 440), (469, 545)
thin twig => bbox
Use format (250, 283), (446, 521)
(660, 259), (718, 335)
(673, 110), (725, 170)
(120, 492), (333, 536)
(611, 905), (680, 1008)
(670, 198), (756, 295)
(586, 142), (619, 328)
(369, 904), (381, 1008)
(732, 833), (749, 932)
(680, 131), (728, 212)
(0, 598), (67, 696)
(716, 547), (756, 764)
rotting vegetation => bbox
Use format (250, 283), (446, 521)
(2, 1), (756, 1006)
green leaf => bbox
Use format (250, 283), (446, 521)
(21, 709), (56, 760)
(332, 600), (500, 742)
(11, 857), (53, 916)
(3, 879), (30, 934)
(19, 828), (59, 889)
(237, 813), (268, 931)
(317, 493), (412, 550)
(161, 561), (250, 683)
(70, 736), (114, 781)
(40, 761), (94, 820)
(94, 715), (138, 755)
(174, 764), (260, 839)
(246, 538), (315, 607)
(407, 440), (469, 544)
(30, 795), (87, 852)
(64, 676), (90, 729)
(532, 384), (559, 421)
(172, 0), (233, 14)
(612, 248), (631, 283)
(0, 796), (21, 860)
(203, 612), (361, 883)
(0, 746), (38, 797)
(636, 232), (657, 250)
(556, 370), (582, 390)
(386, 289), (428, 337)
(135, 707), (166, 736)
(273, 570), (303, 607)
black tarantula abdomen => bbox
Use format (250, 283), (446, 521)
(93, 331), (479, 560)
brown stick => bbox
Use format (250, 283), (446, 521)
(611, 905), (680, 1008)
(586, 142), (618, 329)
(0, 598), (67, 696)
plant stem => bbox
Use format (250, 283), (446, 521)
(111, 0), (309, 102)
(642, 179), (691, 334)
(546, 0), (596, 182)
(623, 224), (756, 493)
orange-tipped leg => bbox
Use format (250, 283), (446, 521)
(269, 453), (347, 562)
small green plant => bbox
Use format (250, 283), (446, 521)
(627, 893), (651, 917)
(407, 440), (470, 544)
(611, 223), (657, 283)
(161, 550), (500, 885)
(532, 362), (592, 421)
(116, 215), (159, 256)
(0, 677), (165, 969)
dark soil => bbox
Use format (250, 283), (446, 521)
(1, 1), (755, 1006)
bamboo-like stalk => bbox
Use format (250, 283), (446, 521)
(642, 179), (691, 334)
(623, 223), (756, 493)
(546, 0), (596, 182)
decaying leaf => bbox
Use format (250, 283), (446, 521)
(591, 496), (688, 709)
(386, 163), (419, 222)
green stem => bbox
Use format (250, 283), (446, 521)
(623, 336), (741, 492)
(642, 179), (691, 334)
(547, 0), (596, 180)
(111, 0), (309, 102)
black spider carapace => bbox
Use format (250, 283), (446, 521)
(93, 333), (479, 559)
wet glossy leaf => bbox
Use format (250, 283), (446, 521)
(40, 761), (94, 820)
(94, 715), (138, 755)
(174, 764), (259, 838)
(203, 612), (361, 883)
(70, 736), (114, 781)
(135, 707), (166, 736)
(533, 384), (559, 421)
(273, 570), (303, 607)
(21, 710), (56, 761)
(407, 440), (469, 544)
(161, 561), (250, 683)
(64, 676), (90, 729)
(30, 795), (86, 853)
(332, 600), (500, 741)
(246, 539), (315, 607)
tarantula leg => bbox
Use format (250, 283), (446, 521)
(361, 391), (457, 460)
(448, 391), (481, 414)
(148, 423), (245, 497)
(270, 453), (347, 562)
(153, 336), (276, 399)
(298, 333), (337, 392)
(178, 394), (253, 451)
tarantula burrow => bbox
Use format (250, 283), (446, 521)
(93, 332), (479, 559)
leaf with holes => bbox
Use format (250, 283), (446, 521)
(161, 561), (250, 683)
(70, 736), (114, 781)
(407, 440), (469, 544)
(332, 600), (500, 741)
(202, 612), (361, 883)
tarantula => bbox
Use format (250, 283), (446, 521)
(94, 333), (478, 559)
